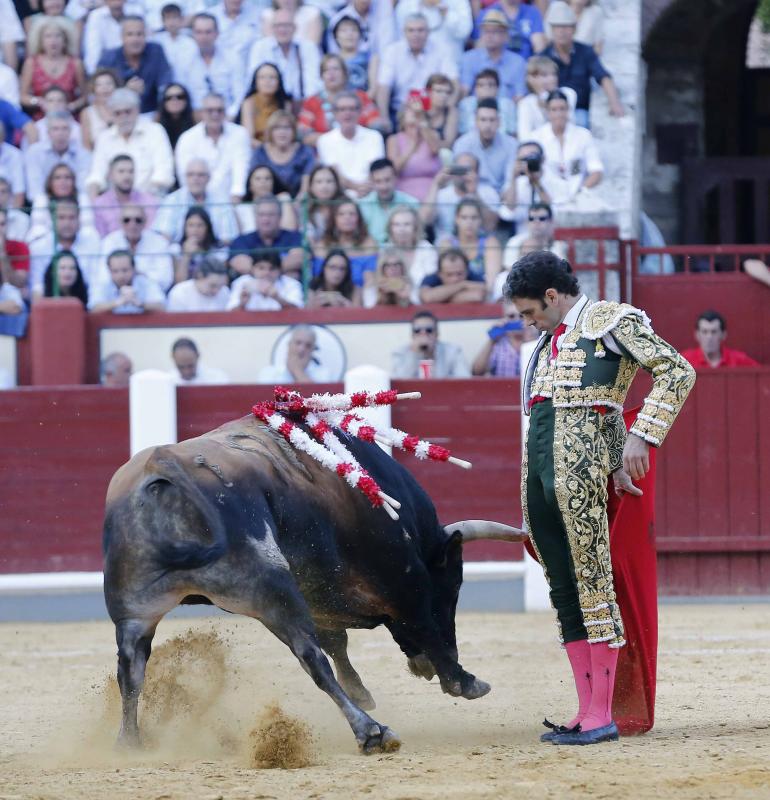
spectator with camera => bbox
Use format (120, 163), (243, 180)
(471, 301), (526, 377)
(501, 140), (554, 226)
(386, 101), (442, 202)
(422, 152), (502, 241)
(461, 10), (527, 101)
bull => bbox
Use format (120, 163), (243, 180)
(103, 414), (525, 754)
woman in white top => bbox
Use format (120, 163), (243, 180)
(261, 0), (324, 47)
(531, 90), (604, 212)
(166, 257), (231, 312)
(80, 67), (117, 151)
(379, 205), (437, 303)
(27, 163), (95, 244)
(517, 55), (578, 143)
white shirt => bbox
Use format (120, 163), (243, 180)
(0, 142), (25, 195)
(246, 38), (322, 100)
(24, 140), (92, 198)
(210, 3), (262, 64)
(29, 227), (104, 292)
(5, 207), (29, 240)
(316, 125), (385, 185)
(88, 119), (175, 195)
(82, 4), (144, 73)
(169, 362), (230, 385)
(186, 46), (246, 119)
(175, 121), (251, 199)
(258, 361), (331, 383)
(32, 115), (82, 148)
(0, 63), (20, 106)
(0, 0), (24, 45)
(0, 281), (23, 311)
(151, 30), (199, 82)
(27, 191), (96, 245)
(377, 38), (458, 108)
(167, 279), (231, 311)
(531, 122), (604, 208)
(227, 273), (304, 311)
(394, 0), (472, 62)
(97, 229), (175, 291)
(516, 88), (577, 142)
(434, 183), (501, 240)
(87, 272), (167, 313)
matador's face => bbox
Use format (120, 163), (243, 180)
(511, 290), (563, 335)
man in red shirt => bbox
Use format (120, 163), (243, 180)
(0, 207), (29, 293)
(681, 310), (759, 368)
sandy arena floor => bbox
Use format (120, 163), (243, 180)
(1, 604), (769, 799)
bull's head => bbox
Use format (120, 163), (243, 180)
(428, 520), (527, 663)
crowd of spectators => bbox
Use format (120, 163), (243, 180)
(0, 0), (628, 378)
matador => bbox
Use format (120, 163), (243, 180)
(504, 252), (696, 746)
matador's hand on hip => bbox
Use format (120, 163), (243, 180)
(622, 433), (651, 481)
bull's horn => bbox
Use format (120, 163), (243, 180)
(444, 520), (527, 543)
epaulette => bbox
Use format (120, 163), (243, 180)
(581, 301), (652, 341)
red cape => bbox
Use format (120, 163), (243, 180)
(524, 407), (658, 735)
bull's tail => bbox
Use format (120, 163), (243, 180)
(141, 447), (229, 571)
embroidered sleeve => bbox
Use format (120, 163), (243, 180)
(609, 316), (696, 447)
(602, 410), (626, 472)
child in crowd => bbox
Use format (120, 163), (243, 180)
(227, 249), (303, 311)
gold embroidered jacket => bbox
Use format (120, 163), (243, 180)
(523, 300), (696, 452)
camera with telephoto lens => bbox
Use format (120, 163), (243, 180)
(524, 155), (542, 173)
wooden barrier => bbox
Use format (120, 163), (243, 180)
(1, 374), (769, 594)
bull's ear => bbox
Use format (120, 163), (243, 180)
(435, 530), (463, 568)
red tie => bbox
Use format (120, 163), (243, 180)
(550, 322), (568, 360)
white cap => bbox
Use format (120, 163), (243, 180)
(545, 1), (578, 27)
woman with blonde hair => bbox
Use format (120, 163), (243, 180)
(363, 248), (413, 309)
(20, 17), (86, 118)
(249, 110), (315, 198)
(382, 205), (437, 297)
(516, 55), (577, 142)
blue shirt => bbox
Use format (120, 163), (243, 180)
(0, 100), (31, 144)
(421, 269), (485, 288)
(98, 43), (173, 114)
(312, 252), (377, 287)
(460, 47), (527, 99)
(540, 42), (611, 111)
(472, 4), (544, 61)
(229, 229), (303, 263)
(452, 129), (518, 193)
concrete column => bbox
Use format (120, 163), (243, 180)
(129, 369), (177, 456)
(344, 364), (392, 454)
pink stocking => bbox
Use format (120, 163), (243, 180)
(579, 643), (619, 731)
(564, 639), (592, 730)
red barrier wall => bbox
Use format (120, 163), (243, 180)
(0, 387), (129, 573)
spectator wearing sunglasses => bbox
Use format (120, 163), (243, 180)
(495, 202), (567, 300)
(391, 309), (471, 379)
(97, 204), (174, 292)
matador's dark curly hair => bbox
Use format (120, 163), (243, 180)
(503, 251), (580, 302)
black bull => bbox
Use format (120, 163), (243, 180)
(103, 415), (525, 753)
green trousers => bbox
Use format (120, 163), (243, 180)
(526, 401), (587, 643)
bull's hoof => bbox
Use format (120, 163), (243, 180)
(358, 724), (401, 755)
(440, 678), (463, 697)
(115, 728), (142, 750)
(407, 654), (436, 681)
(461, 677), (491, 700)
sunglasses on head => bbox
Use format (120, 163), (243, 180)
(122, 215), (144, 223)
(413, 326), (435, 335)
